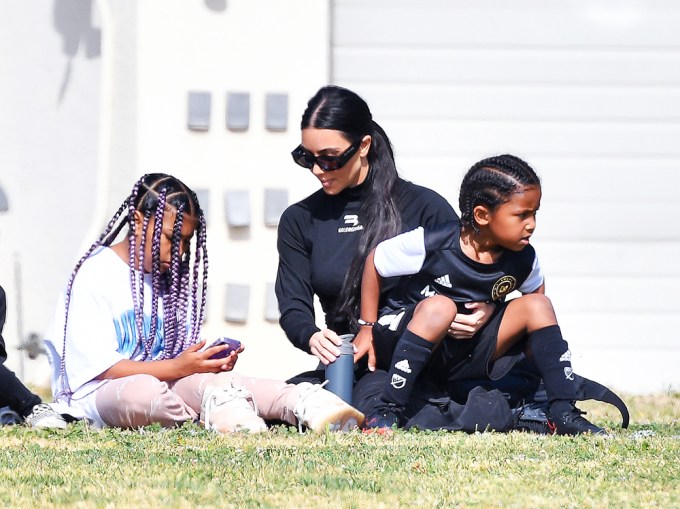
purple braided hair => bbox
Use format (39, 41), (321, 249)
(58, 173), (209, 400)
(56, 198), (132, 400)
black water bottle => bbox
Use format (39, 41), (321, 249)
(325, 334), (355, 404)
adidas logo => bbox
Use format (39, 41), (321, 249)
(394, 359), (412, 373)
(559, 350), (572, 363)
(434, 274), (452, 288)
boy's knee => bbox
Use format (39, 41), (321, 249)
(415, 296), (457, 326)
(517, 294), (557, 326)
(523, 293), (554, 311)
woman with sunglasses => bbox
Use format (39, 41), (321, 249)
(276, 85), (495, 372)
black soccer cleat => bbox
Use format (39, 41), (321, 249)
(512, 402), (553, 435)
(363, 403), (402, 432)
(548, 402), (607, 436)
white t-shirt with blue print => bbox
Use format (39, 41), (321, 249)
(45, 246), (168, 426)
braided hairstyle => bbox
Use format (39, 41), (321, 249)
(58, 173), (208, 399)
(301, 85), (402, 329)
(459, 154), (541, 232)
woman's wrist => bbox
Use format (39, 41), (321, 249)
(357, 318), (375, 327)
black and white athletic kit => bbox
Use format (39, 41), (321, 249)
(375, 221), (543, 313)
(275, 179), (457, 353)
(372, 221), (544, 381)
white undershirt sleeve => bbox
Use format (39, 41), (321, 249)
(374, 227), (427, 278)
(518, 253), (544, 293)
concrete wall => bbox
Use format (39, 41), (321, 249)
(332, 0), (680, 393)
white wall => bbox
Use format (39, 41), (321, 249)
(332, 0), (680, 393)
(129, 0), (331, 379)
(1, 0), (330, 386)
(0, 0), (102, 384)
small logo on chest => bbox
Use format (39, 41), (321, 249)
(344, 215), (358, 227)
(434, 274), (452, 288)
(491, 275), (517, 300)
(337, 214), (364, 233)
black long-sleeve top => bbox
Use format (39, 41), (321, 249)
(275, 178), (457, 353)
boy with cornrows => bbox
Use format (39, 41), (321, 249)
(357, 155), (606, 435)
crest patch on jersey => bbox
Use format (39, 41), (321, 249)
(491, 275), (517, 300)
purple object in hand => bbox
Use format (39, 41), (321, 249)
(203, 337), (241, 359)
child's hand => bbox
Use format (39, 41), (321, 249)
(449, 301), (495, 339)
(175, 341), (243, 376)
(353, 328), (377, 371)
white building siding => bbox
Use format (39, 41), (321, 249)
(332, 0), (680, 393)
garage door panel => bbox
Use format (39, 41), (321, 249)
(385, 120), (680, 157)
(334, 0), (680, 48)
(335, 48), (680, 87)
(339, 84), (680, 122)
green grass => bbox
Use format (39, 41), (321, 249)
(1, 392), (678, 509)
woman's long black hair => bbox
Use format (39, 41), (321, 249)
(301, 86), (402, 329)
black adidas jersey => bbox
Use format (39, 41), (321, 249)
(374, 221), (543, 312)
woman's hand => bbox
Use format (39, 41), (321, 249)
(353, 327), (377, 371)
(174, 340), (243, 377)
(448, 301), (496, 340)
(309, 329), (344, 366)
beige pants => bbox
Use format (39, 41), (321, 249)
(94, 371), (302, 428)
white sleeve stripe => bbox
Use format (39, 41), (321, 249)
(374, 227), (427, 278)
(518, 253), (544, 293)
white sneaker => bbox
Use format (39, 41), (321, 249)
(200, 384), (267, 434)
(24, 403), (68, 429)
(293, 382), (364, 433)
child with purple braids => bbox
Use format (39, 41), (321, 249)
(45, 173), (364, 433)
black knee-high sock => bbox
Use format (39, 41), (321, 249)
(381, 329), (435, 408)
(527, 325), (577, 408)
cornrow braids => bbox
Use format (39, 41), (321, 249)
(58, 173), (208, 399)
(459, 154), (541, 233)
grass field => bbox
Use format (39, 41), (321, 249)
(1, 392), (678, 509)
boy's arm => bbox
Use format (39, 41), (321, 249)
(529, 281), (545, 294)
(354, 249), (382, 370)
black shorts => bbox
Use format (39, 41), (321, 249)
(372, 301), (527, 383)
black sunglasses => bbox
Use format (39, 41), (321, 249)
(291, 139), (362, 172)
